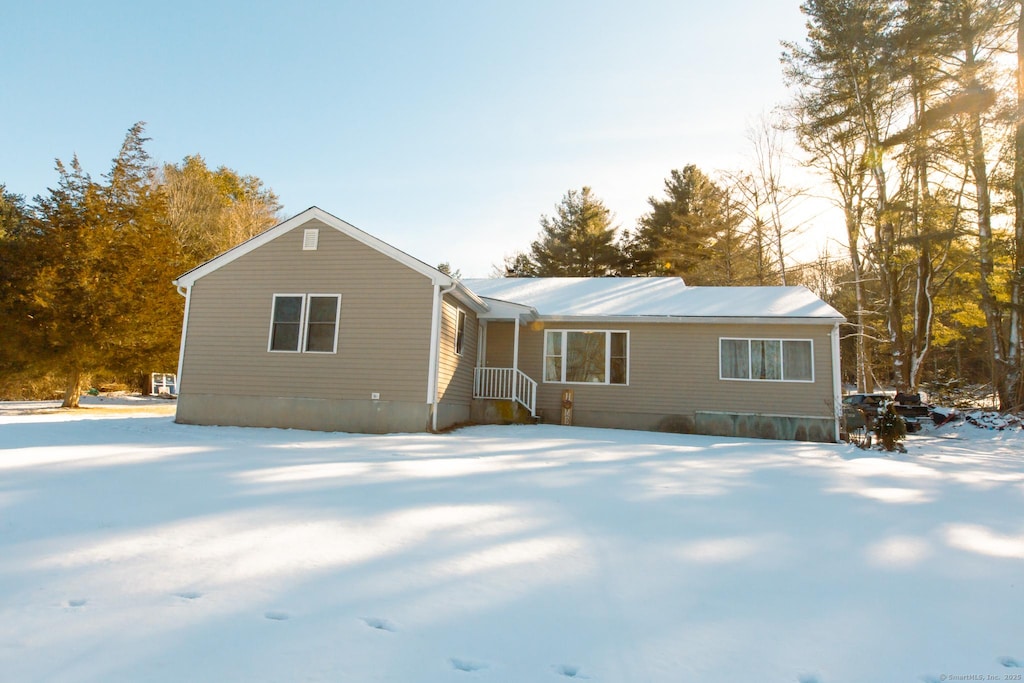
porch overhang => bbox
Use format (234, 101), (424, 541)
(476, 297), (538, 323)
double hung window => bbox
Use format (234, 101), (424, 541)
(719, 338), (813, 382)
(269, 294), (341, 353)
(544, 330), (628, 385)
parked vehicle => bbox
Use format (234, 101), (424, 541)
(842, 392), (925, 435)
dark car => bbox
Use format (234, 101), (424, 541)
(842, 393), (923, 433)
(842, 393), (888, 431)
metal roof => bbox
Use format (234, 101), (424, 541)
(463, 277), (844, 322)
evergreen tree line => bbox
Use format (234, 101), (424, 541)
(502, 159), (804, 285)
(0, 123), (281, 406)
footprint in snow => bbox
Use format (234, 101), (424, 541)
(555, 664), (587, 678)
(264, 611), (290, 621)
(797, 676), (822, 683)
(66, 599), (87, 608)
(1002, 657), (1023, 668)
(175, 591), (203, 600)
(450, 658), (487, 673)
(362, 617), (395, 632)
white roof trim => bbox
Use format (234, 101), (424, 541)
(174, 206), (457, 292)
(446, 283), (490, 314)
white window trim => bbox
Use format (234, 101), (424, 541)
(304, 293), (342, 354)
(543, 329), (630, 386)
(267, 293), (341, 354)
(268, 293), (307, 354)
(719, 337), (815, 383)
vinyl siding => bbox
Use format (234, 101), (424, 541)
(180, 219), (434, 403)
(437, 296), (477, 404)
(486, 320), (836, 421)
(482, 321), (515, 367)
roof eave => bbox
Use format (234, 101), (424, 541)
(476, 296), (539, 323)
(447, 281), (490, 314)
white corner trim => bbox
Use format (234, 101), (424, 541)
(175, 285), (191, 395)
(427, 283), (458, 430)
(427, 284), (441, 406)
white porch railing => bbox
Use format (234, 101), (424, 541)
(474, 367), (537, 417)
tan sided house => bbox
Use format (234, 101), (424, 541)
(173, 207), (846, 442)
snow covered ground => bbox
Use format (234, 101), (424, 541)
(0, 408), (1021, 682)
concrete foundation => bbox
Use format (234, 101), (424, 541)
(432, 402), (472, 431)
(177, 394), (836, 442)
(470, 398), (536, 425)
(695, 411), (835, 443)
(176, 394), (432, 434)
(530, 406), (835, 443)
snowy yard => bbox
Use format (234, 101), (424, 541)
(1, 404), (1022, 683)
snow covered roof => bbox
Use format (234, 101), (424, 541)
(462, 277), (844, 322)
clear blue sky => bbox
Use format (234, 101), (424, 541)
(2, 1), (824, 277)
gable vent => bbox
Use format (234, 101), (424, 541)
(302, 228), (319, 251)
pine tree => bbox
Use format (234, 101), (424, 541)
(0, 187), (32, 388)
(0, 185), (28, 240)
(10, 123), (181, 407)
(495, 252), (537, 277)
(625, 166), (749, 284)
(2, 125), (285, 403)
(527, 187), (620, 276)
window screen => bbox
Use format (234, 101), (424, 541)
(305, 296), (340, 352)
(270, 296), (303, 352)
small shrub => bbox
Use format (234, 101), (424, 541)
(874, 402), (907, 452)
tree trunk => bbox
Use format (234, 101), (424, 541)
(907, 61), (931, 393)
(1009, 1), (1024, 409)
(872, 175), (907, 390)
(62, 369), (82, 408)
(865, 128), (906, 390)
(971, 104), (1008, 407)
(880, 251), (908, 390)
(909, 241), (934, 391)
(846, 212), (873, 393)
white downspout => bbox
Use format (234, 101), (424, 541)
(831, 322), (842, 443)
(427, 281), (457, 431)
(175, 284), (191, 398)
